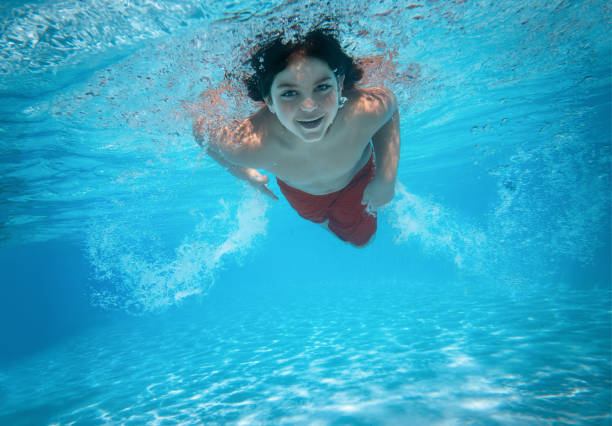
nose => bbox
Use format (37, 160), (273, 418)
(300, 97), (316, 112)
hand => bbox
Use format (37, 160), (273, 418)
(246, 170), (279, 200)
(362, 177), (395, 212)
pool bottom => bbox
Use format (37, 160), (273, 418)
(1, 281), (610, 425)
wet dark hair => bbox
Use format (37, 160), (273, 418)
(244, 27), (363, 103)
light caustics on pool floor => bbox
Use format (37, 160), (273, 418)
(1, 285), (609, 425)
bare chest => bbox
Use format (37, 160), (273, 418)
(268, 130), (373, 195)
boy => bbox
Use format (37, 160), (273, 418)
(194, 27), (399, 247)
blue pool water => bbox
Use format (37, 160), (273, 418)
(1, 0), (610, 424)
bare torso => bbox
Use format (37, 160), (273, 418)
(203, 86), (395, 197)
(253, 88), (378, 195)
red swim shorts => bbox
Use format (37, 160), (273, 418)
(276, 152), (377, 246)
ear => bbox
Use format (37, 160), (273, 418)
(338, 75), (345, 91)
(264, 96), (276, 115)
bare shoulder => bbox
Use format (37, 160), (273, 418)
(195, 107), (272, 169)
(345, 86), (398, 132)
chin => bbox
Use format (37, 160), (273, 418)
(300, 132), (324, 143)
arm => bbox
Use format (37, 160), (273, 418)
(206, 145), (278, 200)
(362, 90), (400, 210)
(193, 113), (278, 200)
(372, 108), (400, 184)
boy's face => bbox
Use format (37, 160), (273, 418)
(266, 53), (344, 143)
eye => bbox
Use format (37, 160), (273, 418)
(316, 84), (332, 91)
(281, 90), (297, 98)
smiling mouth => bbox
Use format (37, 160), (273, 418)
(297, 116), (324, 129)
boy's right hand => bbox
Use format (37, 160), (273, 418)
(245, 169), (279, 200)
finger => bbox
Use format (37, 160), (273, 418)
(362, 196), (374, 207)
(263, 185), (279, 200)
(362, 194), (379, 211)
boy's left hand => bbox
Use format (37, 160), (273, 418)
(362, 177), (396, 213)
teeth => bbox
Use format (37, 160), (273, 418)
(298, 117), (323, 129)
